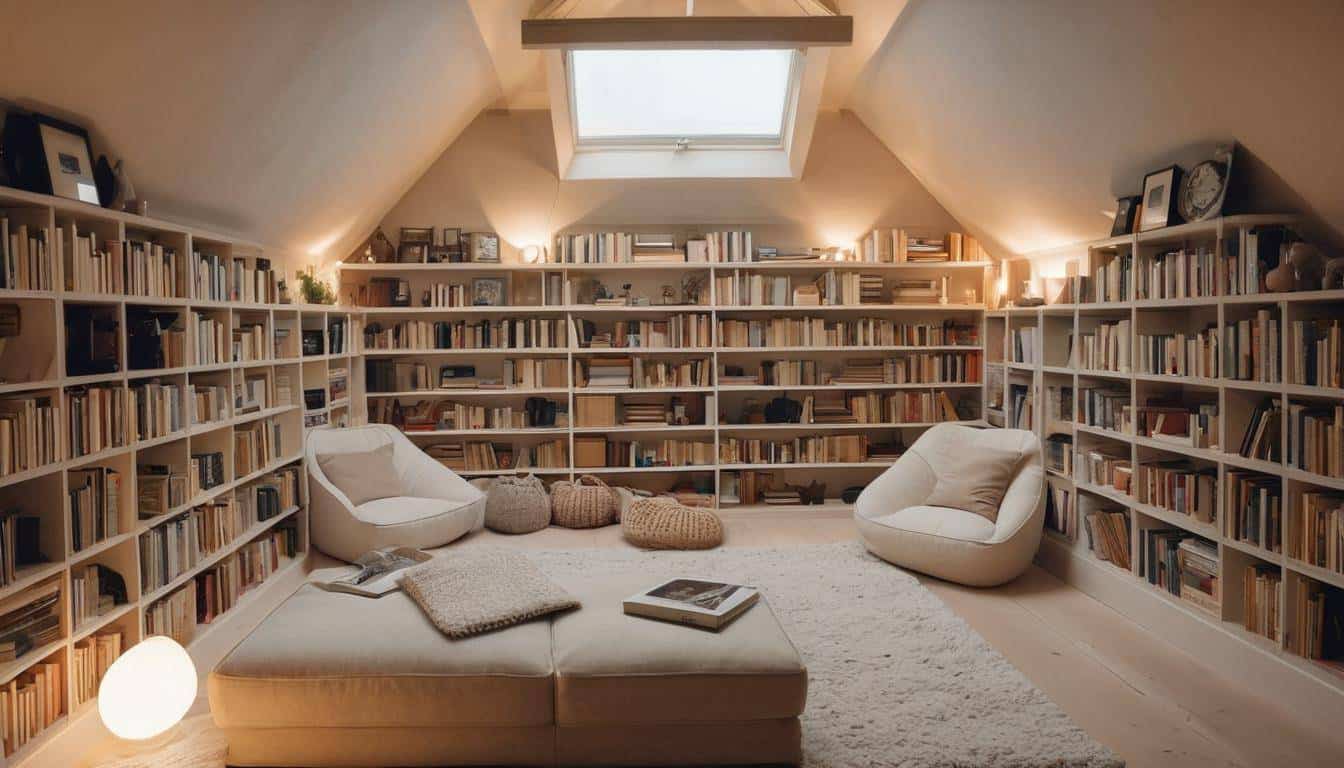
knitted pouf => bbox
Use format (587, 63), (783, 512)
(550, 475), (620, 529)
(621, 497), (724, 550)
(484, 474), (551, 534)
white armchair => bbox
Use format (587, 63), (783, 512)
(306, 424), (485, 562)
(854, 424), (1044, 587)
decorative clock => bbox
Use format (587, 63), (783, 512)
(1178, 144), (1234, 222)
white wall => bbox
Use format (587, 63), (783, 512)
(378, 109), (967, 257)
(851, 0), (1344, 257)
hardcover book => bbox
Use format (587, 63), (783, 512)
(623, 578), (760, 631)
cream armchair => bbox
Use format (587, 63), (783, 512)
(854, 424), (1044, 587)
(306, 424), (485, 562)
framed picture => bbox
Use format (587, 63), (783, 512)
(1109, 196), (1141, 237)
(441, 227), (462, 246)
(472, 277), (506, 307)
(1139, 165), (1183, 232)
(469, 232), (500, 263)
(2, 111), (100, 205)
(399, 227), (434, 245)
(397, 243), (428, 264)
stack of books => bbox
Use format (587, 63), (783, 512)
(1082, 450), (1132, 494)
(1139, 461), (1216, 521)
(904, 236), (948, 262)
(891, 278), (944, 304)
(1289, 490), (1344, 575)
(1224, 471), (1281, 551)
(632, 234), (685, 263)
(1291, 318), (1343, 389)
(622, 401), (667, 426)
(1243, 564), (1282, 641)
(1045, 434), (1073, 476)
(1287, 402), (1343, 478)
(578, 357), (634, 388)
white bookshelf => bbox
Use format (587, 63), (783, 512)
(0, 187), (327, 761)
(339, 241), (989, 512)
(985, 214), (1344, 696)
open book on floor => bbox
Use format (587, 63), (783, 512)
(316, 547), (432, 597)
(623, 578), (759, 631)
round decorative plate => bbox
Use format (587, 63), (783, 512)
(1178, 160), (1227, 222)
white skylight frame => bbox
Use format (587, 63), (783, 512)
(542, 45), (831, 180)
(564, 48), (805, 151)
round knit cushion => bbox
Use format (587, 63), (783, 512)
(484, 474), (551, 534)
(622, 497), (724, 550)
(550, 475), (619, 529)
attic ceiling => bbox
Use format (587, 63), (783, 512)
(2, 0), (1341, 267)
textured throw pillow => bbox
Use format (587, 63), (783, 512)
(400, 549), (580, 639)
(317, 443), (402, 506)
(922, 443), (1022, 523)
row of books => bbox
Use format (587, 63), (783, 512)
(1225, 311), (1280, 383)
(1077, 386), (1128, 432)
(70, 631), (123, 710)
(145, 581), (196, 646)
(713, 270), (889, 307)
(137, 464), (188, 518)
(716, 317), (978, 349)
(1135, 246), (1217, 300)
(574, 437), (715, 469)
(130, 380), (185, 441)
(239, 467), (301, 522)
(70, 563), (123, 627)
(1138, 531), (1219, 615)
(573, 315), (712, 349)
(1081, 449), (1132, 495)
(1226, 226), (1289, 297)
(1287, 402), (1343, 478)
(0, 511), (39, 588)
(1137, 327), (1218, 378)
(804, 389), (964, 425)
(66, 385), (127, 458)
(1012, 327), (1036, 364)
(1090, 253), (1131, 303)
(1244, 565), (1282, 642)
(1138, 462), (1216, 522)
(1073, 320), (1131, 372)
(426, 441), (522, 472)
(0, 396), (61, 476)
(140, 499), (248, 591)
(189, 450), (227, 497)
(1224, 471), (1281, 551)
(718, 435), (870, 465)
(1289, 490), (1344, 575)
(552, 232), (698, 264)
(854, 229), (986, 264)
(1288, 578), (1343, 668)
(1045, 385), (1073, 427)
(1239, 398), (1281, 462)
(233, 321), (269, 362)
(69, 467), (120, 552)
(192, 384), (229, 425)
(362, 318), (565, 351)
(574, 357), (711, 389)
(234, 419), (282, 477)
(0, 656), (62, 757)
(66, 229), (182, 298)
(1045, 434), (1073, 476)
(229, 257), (278, 304)
(1291, 318), (1343, 389)
(1009, 383), (1032, 430)
(1131, 402), (1219, 450)
(0, 218), (53, 291)
(196, 524), (297, 625)
(194, 251), (228, 301)
(365, 360), (432, 393)
(191, 311), (229, 365)
(1045, 483), (1076, 540)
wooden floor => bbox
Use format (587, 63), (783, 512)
(464, 514), (1344, 768)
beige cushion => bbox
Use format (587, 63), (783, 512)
(550, 575), (807, 726)
(920, 439), (1021, 522)
(870, 504), (997, 542)
(208, 583), (555, 729)
(356, 495), (457, 526)
(317, 443), (401, 506)
(399, 549), (579, 639)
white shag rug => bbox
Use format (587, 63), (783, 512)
(528, 542), (1122, 768)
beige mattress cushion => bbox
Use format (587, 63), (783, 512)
(208, 583), (555, 729)
(550, 575), (807, 725)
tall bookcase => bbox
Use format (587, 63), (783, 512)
(339, 229), (989, 514)
(0, 187), (342, 763)
(985, 214), (1344, 698)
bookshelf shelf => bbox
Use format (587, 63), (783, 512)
(992, 214), (1344, 698)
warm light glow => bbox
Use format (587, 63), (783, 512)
(521, 245), (544, 264)
(98, 637), (197, 741)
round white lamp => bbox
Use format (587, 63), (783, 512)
(90, 637), (227, 768)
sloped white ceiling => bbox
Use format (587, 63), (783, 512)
(850, 0), (1344, 257)
(0, 0), (500, 264)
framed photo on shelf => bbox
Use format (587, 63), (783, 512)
(2, 111), (101, 204)
(397, 243), (428, 264)
(1109, 195), (1141, 237)
(1139, 165), (1183, 231)
(468, 232), (500, 263)
(399, 227), (434, 245)
(472, 277), (506, 306)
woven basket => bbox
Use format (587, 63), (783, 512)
(484, 474), (551, 534)
(550, 474), (619, 529)
(622, 497), (724, 550)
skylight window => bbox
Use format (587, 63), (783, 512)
(568, 48), (799, 146)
